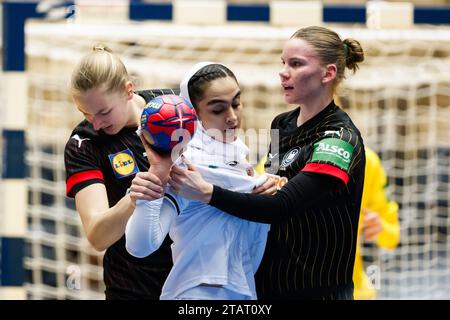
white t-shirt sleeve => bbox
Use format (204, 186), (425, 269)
(125, 194), (181, 258)
(164, 187), (190, 213)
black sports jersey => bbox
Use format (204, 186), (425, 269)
(64, 88), (179, 299)
(210, 101), (366, 299)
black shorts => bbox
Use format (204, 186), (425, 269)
(105, 288), (160, 300)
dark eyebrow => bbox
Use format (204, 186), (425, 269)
(206, 91), (241, 106)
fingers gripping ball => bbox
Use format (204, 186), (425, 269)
(140, 95), (198, 153)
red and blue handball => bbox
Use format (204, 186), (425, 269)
(140, 94), (198, 153)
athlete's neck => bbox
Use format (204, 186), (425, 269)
(296, 94), (333, 127)
(126, 93), (146, 127)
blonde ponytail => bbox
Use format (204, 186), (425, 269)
(70, 44), (129, 97)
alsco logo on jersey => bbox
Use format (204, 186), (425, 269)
(316, 143), (351, 160)
(312, 138), (354, 171)
(108, 149), (139, 179)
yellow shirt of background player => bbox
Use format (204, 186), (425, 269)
(353, 147), (400, 300)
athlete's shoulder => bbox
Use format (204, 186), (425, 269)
(309, 122), (365, 168)
(71, 119), (99, 138)
(332, 106), (363, 135)
(365, 147), (379, 160)
(317, 108), (363, 147)
(65, 120), (99, 149)
(271, 107), (299, 129)
(365, 147), (382, 171)
(64, 120), (108, 161)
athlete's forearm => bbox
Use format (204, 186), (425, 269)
(125, 197), (176, 258)
(210, 172), (340, 223)
(84, 194), (136, 251)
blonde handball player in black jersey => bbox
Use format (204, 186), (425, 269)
(64, 45), (173, 299)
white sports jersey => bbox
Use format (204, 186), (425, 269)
(126, 124), (269, 300)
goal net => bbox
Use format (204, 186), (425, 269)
(22, 21), (450, 299)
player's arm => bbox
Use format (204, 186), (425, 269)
(169, 135), (357, 223)
(125, 150), (182, 258)
(376, 202), (400, 249)
(125, 195), (179, 258)
(364, 152), (400, 249)
(213, 171), (341, 223)
(75, 184), (137, 251)
(66, 133), (164, 252)
(71, 169), (165, 252)
(170, 164), (340, 223)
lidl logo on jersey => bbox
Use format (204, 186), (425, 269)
(312, 138), (354, 171)
(108, 149), (139, 179)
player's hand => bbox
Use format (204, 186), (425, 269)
(361, 208), (383, 240)
(253, 175), (277, 195)
(139, 135), (173, 184)
(129, 171), (165, 205)
(169, 156), (213, 203)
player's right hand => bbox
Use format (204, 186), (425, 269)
(139, 134), (173, 184)
(253, 175), (277, 195)
(129, 172), (165, 204)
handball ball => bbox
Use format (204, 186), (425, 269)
(140, 94), (198, 153)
